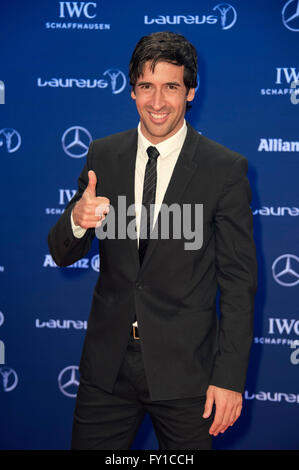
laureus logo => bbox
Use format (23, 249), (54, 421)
(0, 128), (21, 153)
(213, 3), (237, 30)
(103, 69), (127, 95)
(144, 3), (237, 30)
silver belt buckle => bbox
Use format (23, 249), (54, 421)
(132, 325), (140, 340)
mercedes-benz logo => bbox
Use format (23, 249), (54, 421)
(0, 367), (18, 392)
(103, 69), (127, 95)
(213, 3), (237, 30)
(282, 0), (299, 31)
(58, 365), (80, 397)
(62, 126), (92, 158)
(272, 254), (299, 287)
(0, 128), (21, 153)
(91, 254), (100, 272)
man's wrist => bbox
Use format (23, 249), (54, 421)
(71, 209), (86, 238)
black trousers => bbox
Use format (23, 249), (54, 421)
(71, 334), (213, 450)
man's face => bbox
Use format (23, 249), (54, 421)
(131, 61), (195, 144)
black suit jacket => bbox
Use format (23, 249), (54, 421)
(48, 124), (257, 401)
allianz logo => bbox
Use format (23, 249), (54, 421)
(258, 138), (299, 152)
(44, 254), (99, 272)
(35, 319), (87, 329)
(252, 207), (299, 216)
(44, 254), (89, 268)
(244, 390), (299, 404)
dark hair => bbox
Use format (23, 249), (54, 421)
(129, 31), (198, 92)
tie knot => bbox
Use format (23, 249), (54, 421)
(146, 146), (160, 161)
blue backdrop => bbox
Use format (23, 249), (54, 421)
(1, 0), (298, 450)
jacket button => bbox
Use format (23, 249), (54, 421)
(136, 282), (143, 290)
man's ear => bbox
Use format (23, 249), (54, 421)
(186, 87), (195, 103)
(131, 88), (136, 100)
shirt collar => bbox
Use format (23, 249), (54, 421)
(137, 120), (187, 160)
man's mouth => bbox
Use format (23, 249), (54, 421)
(149, 112), (169, 123)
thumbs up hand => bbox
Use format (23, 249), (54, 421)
(84, 169), (97, 199)
(72, 170), (110, 229)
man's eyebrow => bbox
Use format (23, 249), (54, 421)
(136, 81), (182, 87)
(166, 81), (181, 86)
(136, 81), (151, 86)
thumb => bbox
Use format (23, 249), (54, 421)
(85, 170), (97, 197)
(203, 389), (214, 418)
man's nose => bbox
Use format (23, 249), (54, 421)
(151, 89), (166, 110)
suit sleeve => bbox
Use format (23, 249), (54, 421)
(48, 142), (96, 267)
(210, 155), (257, 393)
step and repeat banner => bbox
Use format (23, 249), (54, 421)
(0, 0), (298, 450)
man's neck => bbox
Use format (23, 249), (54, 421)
(138, 120), (187, 146)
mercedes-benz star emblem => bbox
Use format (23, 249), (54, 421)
(58, 365), (80, 397)
(62, 126), (92, 158)
(272, 254), (299, 287)
(282, 0), (299, 31)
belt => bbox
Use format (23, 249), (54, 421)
(131, 325), (140, 340)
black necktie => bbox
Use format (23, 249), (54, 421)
(139, 146), (160, 265)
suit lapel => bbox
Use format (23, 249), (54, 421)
(116, 129), (140, 272)
(139, 125), (200, 273)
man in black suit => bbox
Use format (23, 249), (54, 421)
(48, 31), (257, 450)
